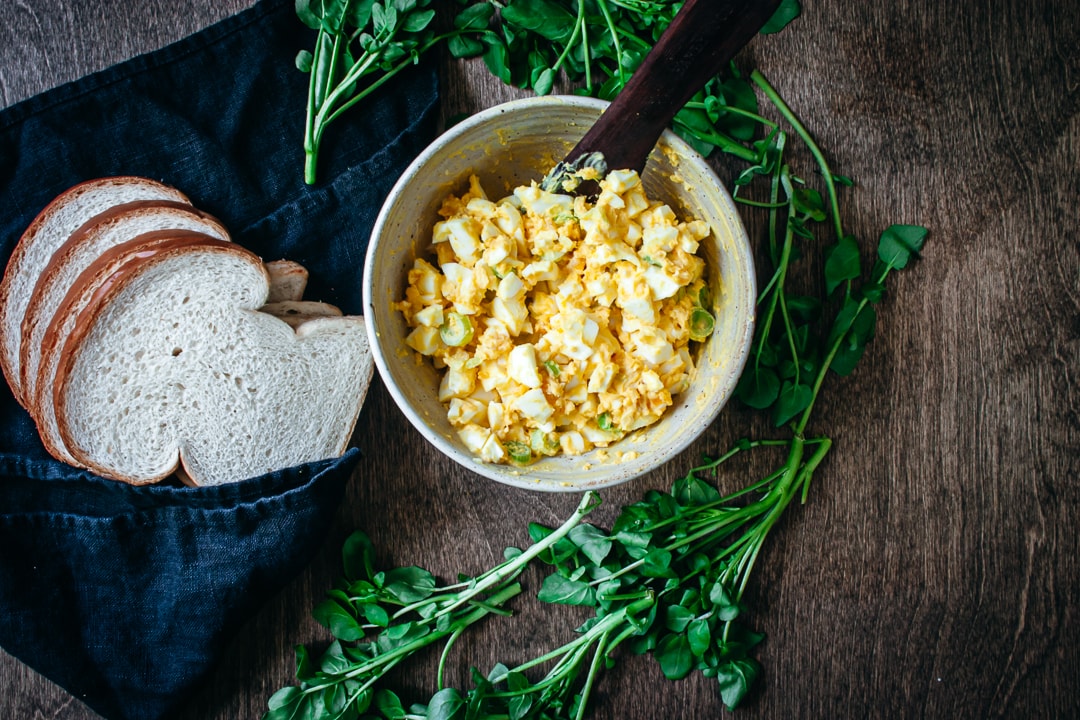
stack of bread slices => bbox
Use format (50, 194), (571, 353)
(0, 177), (374, 486)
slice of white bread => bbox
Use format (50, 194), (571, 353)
(19, 200), (230, 405)
(50, 237), (373, 486)
(0, 177), (190, 405)
(260, 300), (343, 328)
(264, 259), (309, 302)
(33, 231), (221, 464)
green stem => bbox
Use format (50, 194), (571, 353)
(575, 629), (612, 720)
(491, 595), (654, 693)
(672, 120), (759, 162)
(552, 0), (586, 73)
(436, 492), (599, 619)
(681, 100), (779, 130)
(302, 581), (523, 695)
(795, 266), (893, 432)
(751, 70), (845, 243)
(436, 626), (464, 692)
(751, 167), (796, 373)
(596, 0), (626, 87)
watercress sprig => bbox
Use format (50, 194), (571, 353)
(263, 492), (600, 720)
(295, 0), (492, 184)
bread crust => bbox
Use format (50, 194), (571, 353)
(264, 259), (309, 303)
(35, 232), (230, 466)
(19, 200), (229, 402)
(0, 177), (189, 406)
(51, 238), (266, 482)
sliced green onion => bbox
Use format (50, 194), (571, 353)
(440, 312), (474, 347)
(597, 412), (614, 431)
(543, 360), (560, 377)
(505, 441), (532, 465)
(689, 307), (715, 342)
(697, 284), (712, 308)
(530, 429), (559, 456)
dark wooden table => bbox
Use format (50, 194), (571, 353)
(2, 1), (1078, 718)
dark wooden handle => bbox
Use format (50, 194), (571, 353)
(565, 0), (782, 174)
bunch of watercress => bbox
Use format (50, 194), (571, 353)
(264, 494), (600, 719)
(459, 0), (801, 138)
(294, 0), (493, 184)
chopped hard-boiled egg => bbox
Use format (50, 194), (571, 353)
(396, 169), (717, 466)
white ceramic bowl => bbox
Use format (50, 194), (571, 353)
(363, 96), (755, 492)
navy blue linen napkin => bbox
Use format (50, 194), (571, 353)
(0, 0), (439, 718)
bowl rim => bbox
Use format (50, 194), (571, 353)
(363, 95), (755, 492)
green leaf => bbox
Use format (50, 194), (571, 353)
(383, 566), (437, 602)
(509, 693), (533, 720)
(375, 689), (406, 720)
(709, 582), (741, 622)
(455, 2), (494, 30)
(371, 3), (397, 35)
(312, 600), (364, 641)
(784, 294), (821, 323)
(829, 342), (864, 376)
(830, 304), (876, 376)
(773, 381), (813, 426)
(376, 621), (430, 652)
(265, 686), (307, 720)
(448, 34), (485, 58)
(318, 640), (353, 674)
(321, 682), (353, 718)
(501, 0), (577, 43)
(527, 522), (553, 543)
(877, 224), (927, 270)
(760, 0), (801, 34)
(861, 281), (885, 303)
(426, 687), (466, 720)
(481, 38), (511, 81)
(402, 8), (435, 32)
(347, 0), (376, 29)
(294, 643), (316, 681)
(736, 365), (780, 409)
(655, 633), (694, 680)
(792, 186), (826, 221)
(537, 574), (596, 606)
(363, 603), (390, 627)
(672, 473), (721, 505)
(664, 604), (695, 633)
(296, 0), (344, 31)
(569, 523), (612, 565)
(342, 531), (375, 582)
(687, 617), (712, 657)
(824, 234), (861, 295)
(717, 658), (762, 709)
(295, 49), (314, 73)
(613, 530), (651, 560)
(532, 66), (556, 95)
(715, 77), (760, 141)
(641, 548), (675, 578)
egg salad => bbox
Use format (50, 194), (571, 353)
(396, 169), (716, 466)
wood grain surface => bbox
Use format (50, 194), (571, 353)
(2, 0), (1078, 718)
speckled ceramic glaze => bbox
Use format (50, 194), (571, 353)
(363, 96), (755, 492)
